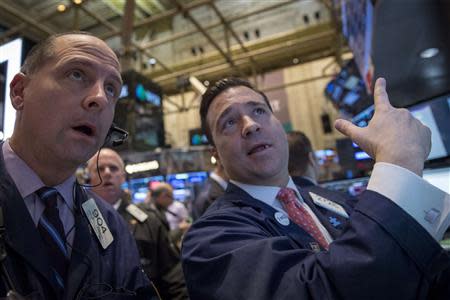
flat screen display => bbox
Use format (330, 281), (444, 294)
(124, 175), (165, 203)
(408, 94), (450, 161)
(423, 167), (450, 194)
(166, 171), (209, 202)
(325, 60), (372, 116)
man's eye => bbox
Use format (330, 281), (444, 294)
(105, 84), (118, 98)
(69, 70), (83, 81)
(224, 119), (235, 128)
(255, 107), (266, 115)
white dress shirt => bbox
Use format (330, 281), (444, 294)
(210, 171), (228, 191)
(231, 177), (334, 243)
(232, 162), (450, 245)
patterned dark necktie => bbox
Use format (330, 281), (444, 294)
(277, 187), (329, 250)
(36, 187), (69, 290)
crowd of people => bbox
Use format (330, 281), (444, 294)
(0, 31), (448, 299)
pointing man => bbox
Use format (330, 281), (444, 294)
(181, 77), (450, 299)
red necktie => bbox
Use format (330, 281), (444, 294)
(277, 187), (329, 250)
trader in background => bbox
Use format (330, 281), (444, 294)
(87, 148), (189, 300)
(149, 183), (191, 251)
(287, 131), (319, 188)
(0, 31), (151, 299)
(192, 160), (228, 220)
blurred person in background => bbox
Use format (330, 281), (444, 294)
(150, 183), (191, 251)
(166, 199), (190, 232)
(287, 131), (320, 188)
(87, 148), (189, 300)
(192, 160), (228, 220)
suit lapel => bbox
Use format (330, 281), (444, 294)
(225, 184), (323, 249)
(65, 186), (94, 299)
(0, 166), (59, 292)
(299, 188), (344, 238)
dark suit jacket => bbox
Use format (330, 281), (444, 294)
(182, 183), (450, 300)
(291, 176), (316, 188)
(117, 197), (189, 300)
(192, 177), (226, 220)
(0, 145), (151, 299)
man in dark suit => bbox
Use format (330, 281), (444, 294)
(287, 131), (319, 188)
(192, 160), (228, 220)
(181, 77), (450, 299)
(0, 32), (152, 298)
(87, 148), (189, 300)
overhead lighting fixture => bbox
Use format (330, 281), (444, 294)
(57, 4), (66, 12)
(189, 76), (207, 95)
(211, 156), (217, 164)
(148, 58), (156, 65)
(420, 48), (439, 59)
(292, 58), (300, 64)
(73, 0), (83, 5)
(125, 160), (159, 174)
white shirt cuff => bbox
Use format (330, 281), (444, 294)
(367, 162), (450, 241)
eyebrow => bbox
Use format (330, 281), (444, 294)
(63, 58), (123, 86)
(216, 100), (266, 128)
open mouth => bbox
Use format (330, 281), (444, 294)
(248, 144), (271, 155)
(72, 125), (95, 137)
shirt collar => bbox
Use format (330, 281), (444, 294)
(210, 171), (228, 190)
(113, 198), (122, 210)
(230, 177), (302, 211)
(3, 139), (75, 207)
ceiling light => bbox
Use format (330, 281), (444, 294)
(420, 48), (439, 59)
(148, 58), (156, 65)
(125, 160), (159, 174)
(211, 156), (217, 164)
(292, 58), (300, 64)
(73, 0), (82, 5)
(57, 4), (66, 12)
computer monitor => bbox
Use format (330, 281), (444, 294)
(325, 60), (373, 117)
(423, 167), (450, 194)
(166, 171), (209, 202)
(315, 149), (338, 166)
(124, 175), (165, 203)
(408, 94), (450, 162)
(352, 92), (450, 166)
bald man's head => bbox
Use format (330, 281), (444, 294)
(87, 148), (125, 205)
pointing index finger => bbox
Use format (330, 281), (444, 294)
(373, 78), (392, 112)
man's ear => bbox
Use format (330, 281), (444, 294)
(211, 147), (221, 164)
(10, 73), (27, 111)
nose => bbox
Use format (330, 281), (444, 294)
(82, 81), (108, 111)
(102, 166), (113, 176)
(241, 115), (260, 137)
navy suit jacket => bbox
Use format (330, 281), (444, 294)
(182, 183), (450, 300)
(292, 175), (316, 188)
(0, 144), (151, 299)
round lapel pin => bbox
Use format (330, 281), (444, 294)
(274, 212), (290, 226)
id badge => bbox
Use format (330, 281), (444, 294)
(82, 198), (114, 249)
